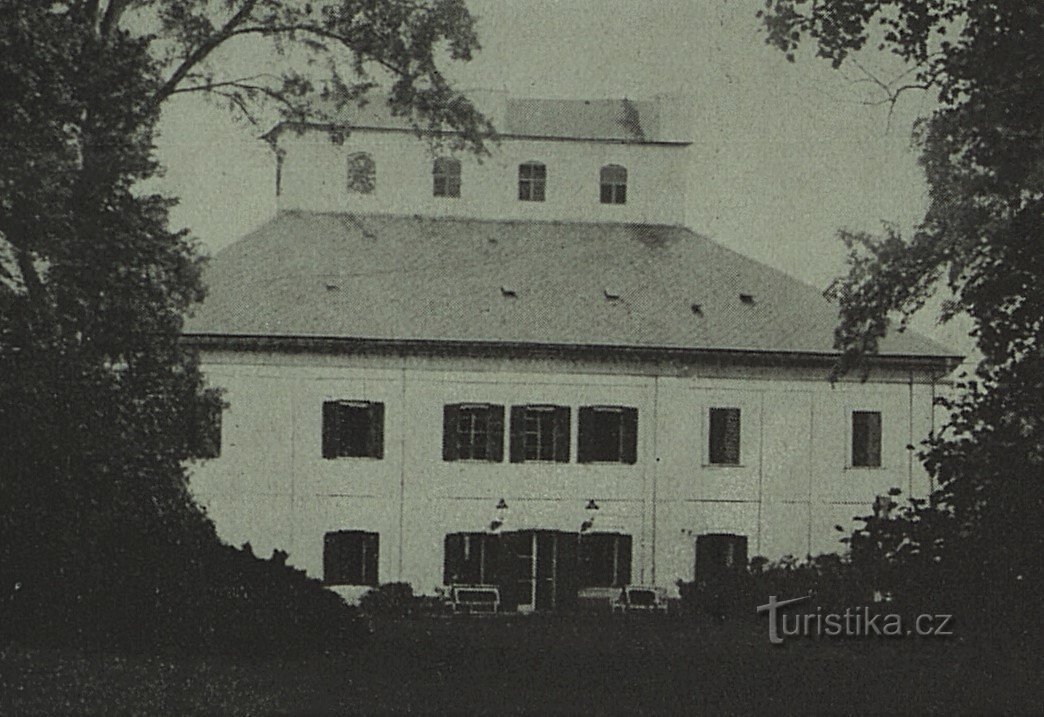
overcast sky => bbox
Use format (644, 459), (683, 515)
(153, 0), (970, 352)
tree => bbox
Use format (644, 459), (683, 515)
(0, 0), (489, 648)
(759, 1), (1043, 620)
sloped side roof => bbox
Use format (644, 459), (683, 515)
(503, 98), (659, 142)
(274, 97), (676, 144)
(185, 212), (956, 360)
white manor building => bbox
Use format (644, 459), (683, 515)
(183, 94), (958, 610)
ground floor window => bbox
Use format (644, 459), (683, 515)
(323, 530), (379, 586)
(444, 532), (499, 584)
(578, 532), (632, 587)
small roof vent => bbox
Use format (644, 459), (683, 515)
(739, 293), (755, 304)
(690, 303), (703, 316)
(604, 287), (622, 301)
(501, 285), (518, 298)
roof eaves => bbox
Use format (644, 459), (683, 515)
(180, 332), (962, 371)
(264, 121), (692, 146)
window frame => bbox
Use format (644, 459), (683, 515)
(518, 161), (547, 202)
(323, 530), (379, 586)
(189, 399), (222, 460)
(443, 403), (505, 462)
(599, 164), (627, 205)
(578, 532), (632, 588)
(707, 406), (742, 466)
(509, 404), (570, 463)
(346, 151), (376, 195)
(322, 400), (385, 459)
(433, 157), (462, 198)
(578, 405), (638, 464)
(849, 409), (883, 469)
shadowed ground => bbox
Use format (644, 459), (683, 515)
(1, 615), (1038, 714)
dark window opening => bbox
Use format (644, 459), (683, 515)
(510, 405), (570, 462)
(433, 157), (462, 198)
(322, 400), (384, 459)
(578, 406), (638, 464)
(346, 152), (376, 194)
(324, 530), (379, 586)
(852, 410), (882, 467)
(578, 533), (632, 587)
(708, 407), (741, 465)
(189, 399), (222, 459)
(444, 532), (499, 585)
(599, 164), (627, 204)
(518, 162), (546, 202)
(443, 404), (504, 462)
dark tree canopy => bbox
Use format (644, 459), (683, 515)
(0, 0), (490, 649)
(760, 1), (1043, 616)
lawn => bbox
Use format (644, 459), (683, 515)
(1, 615), (1039, 714)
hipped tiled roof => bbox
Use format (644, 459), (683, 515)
(185, 212), (956, 362)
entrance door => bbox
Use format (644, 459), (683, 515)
(501, 530), (579, 612)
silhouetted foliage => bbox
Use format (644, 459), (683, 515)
(1, 0), (488, 652)
(759, 1), (1044, 630)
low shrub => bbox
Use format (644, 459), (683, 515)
(358, 582), (446, 619)
(5, 540), (366, 657)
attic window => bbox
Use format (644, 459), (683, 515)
(600, 165), (627, 204)
(518, 162), (546, 202)
(346, 152), (376, 194)
(739, 293), (755, 304)
(433, 157), (461, 198)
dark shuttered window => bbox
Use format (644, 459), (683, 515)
(323, 530), (379, 586)
(510, 405), (570, 463)
(188, 399), (222, 459)
(443, 532), (499, 585)
(851, 411), (882, 467)
(322, 400), (384, 459)
(708, 407), (741, 465)
(578, 533), (632, 587)
(578, 406), (638, 464)
(443, 404), (505, 462)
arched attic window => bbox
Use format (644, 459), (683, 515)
(346, 152), (376, 194)
(600, 164), (627, 204)
(433, 157), (461, 198)
(518, 161), (546, 202)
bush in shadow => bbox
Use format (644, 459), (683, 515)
(4, 539), (365, 657)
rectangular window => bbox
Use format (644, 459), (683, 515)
(578, 533), (632, 588)
(851, 410), (882, 467)
(433, 158), (461, 198)
(578, 406), (638, 464)
(443, 404), (505, 462)
(518, 163), (546, 202)
(708, 407), (741, 465)
(322, 400), (384, 459)
(444, 532), (499, 585)
(188, 399), (222, 459)
(323, 531), (379, 586)
(510, 405), (570, 463)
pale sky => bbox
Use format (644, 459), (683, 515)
(153, 0), (970, 353)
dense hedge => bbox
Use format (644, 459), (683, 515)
(4, 541), (365, 657)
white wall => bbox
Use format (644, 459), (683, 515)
(190, 349), (943, 595)
(276, 128), (690, 225)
